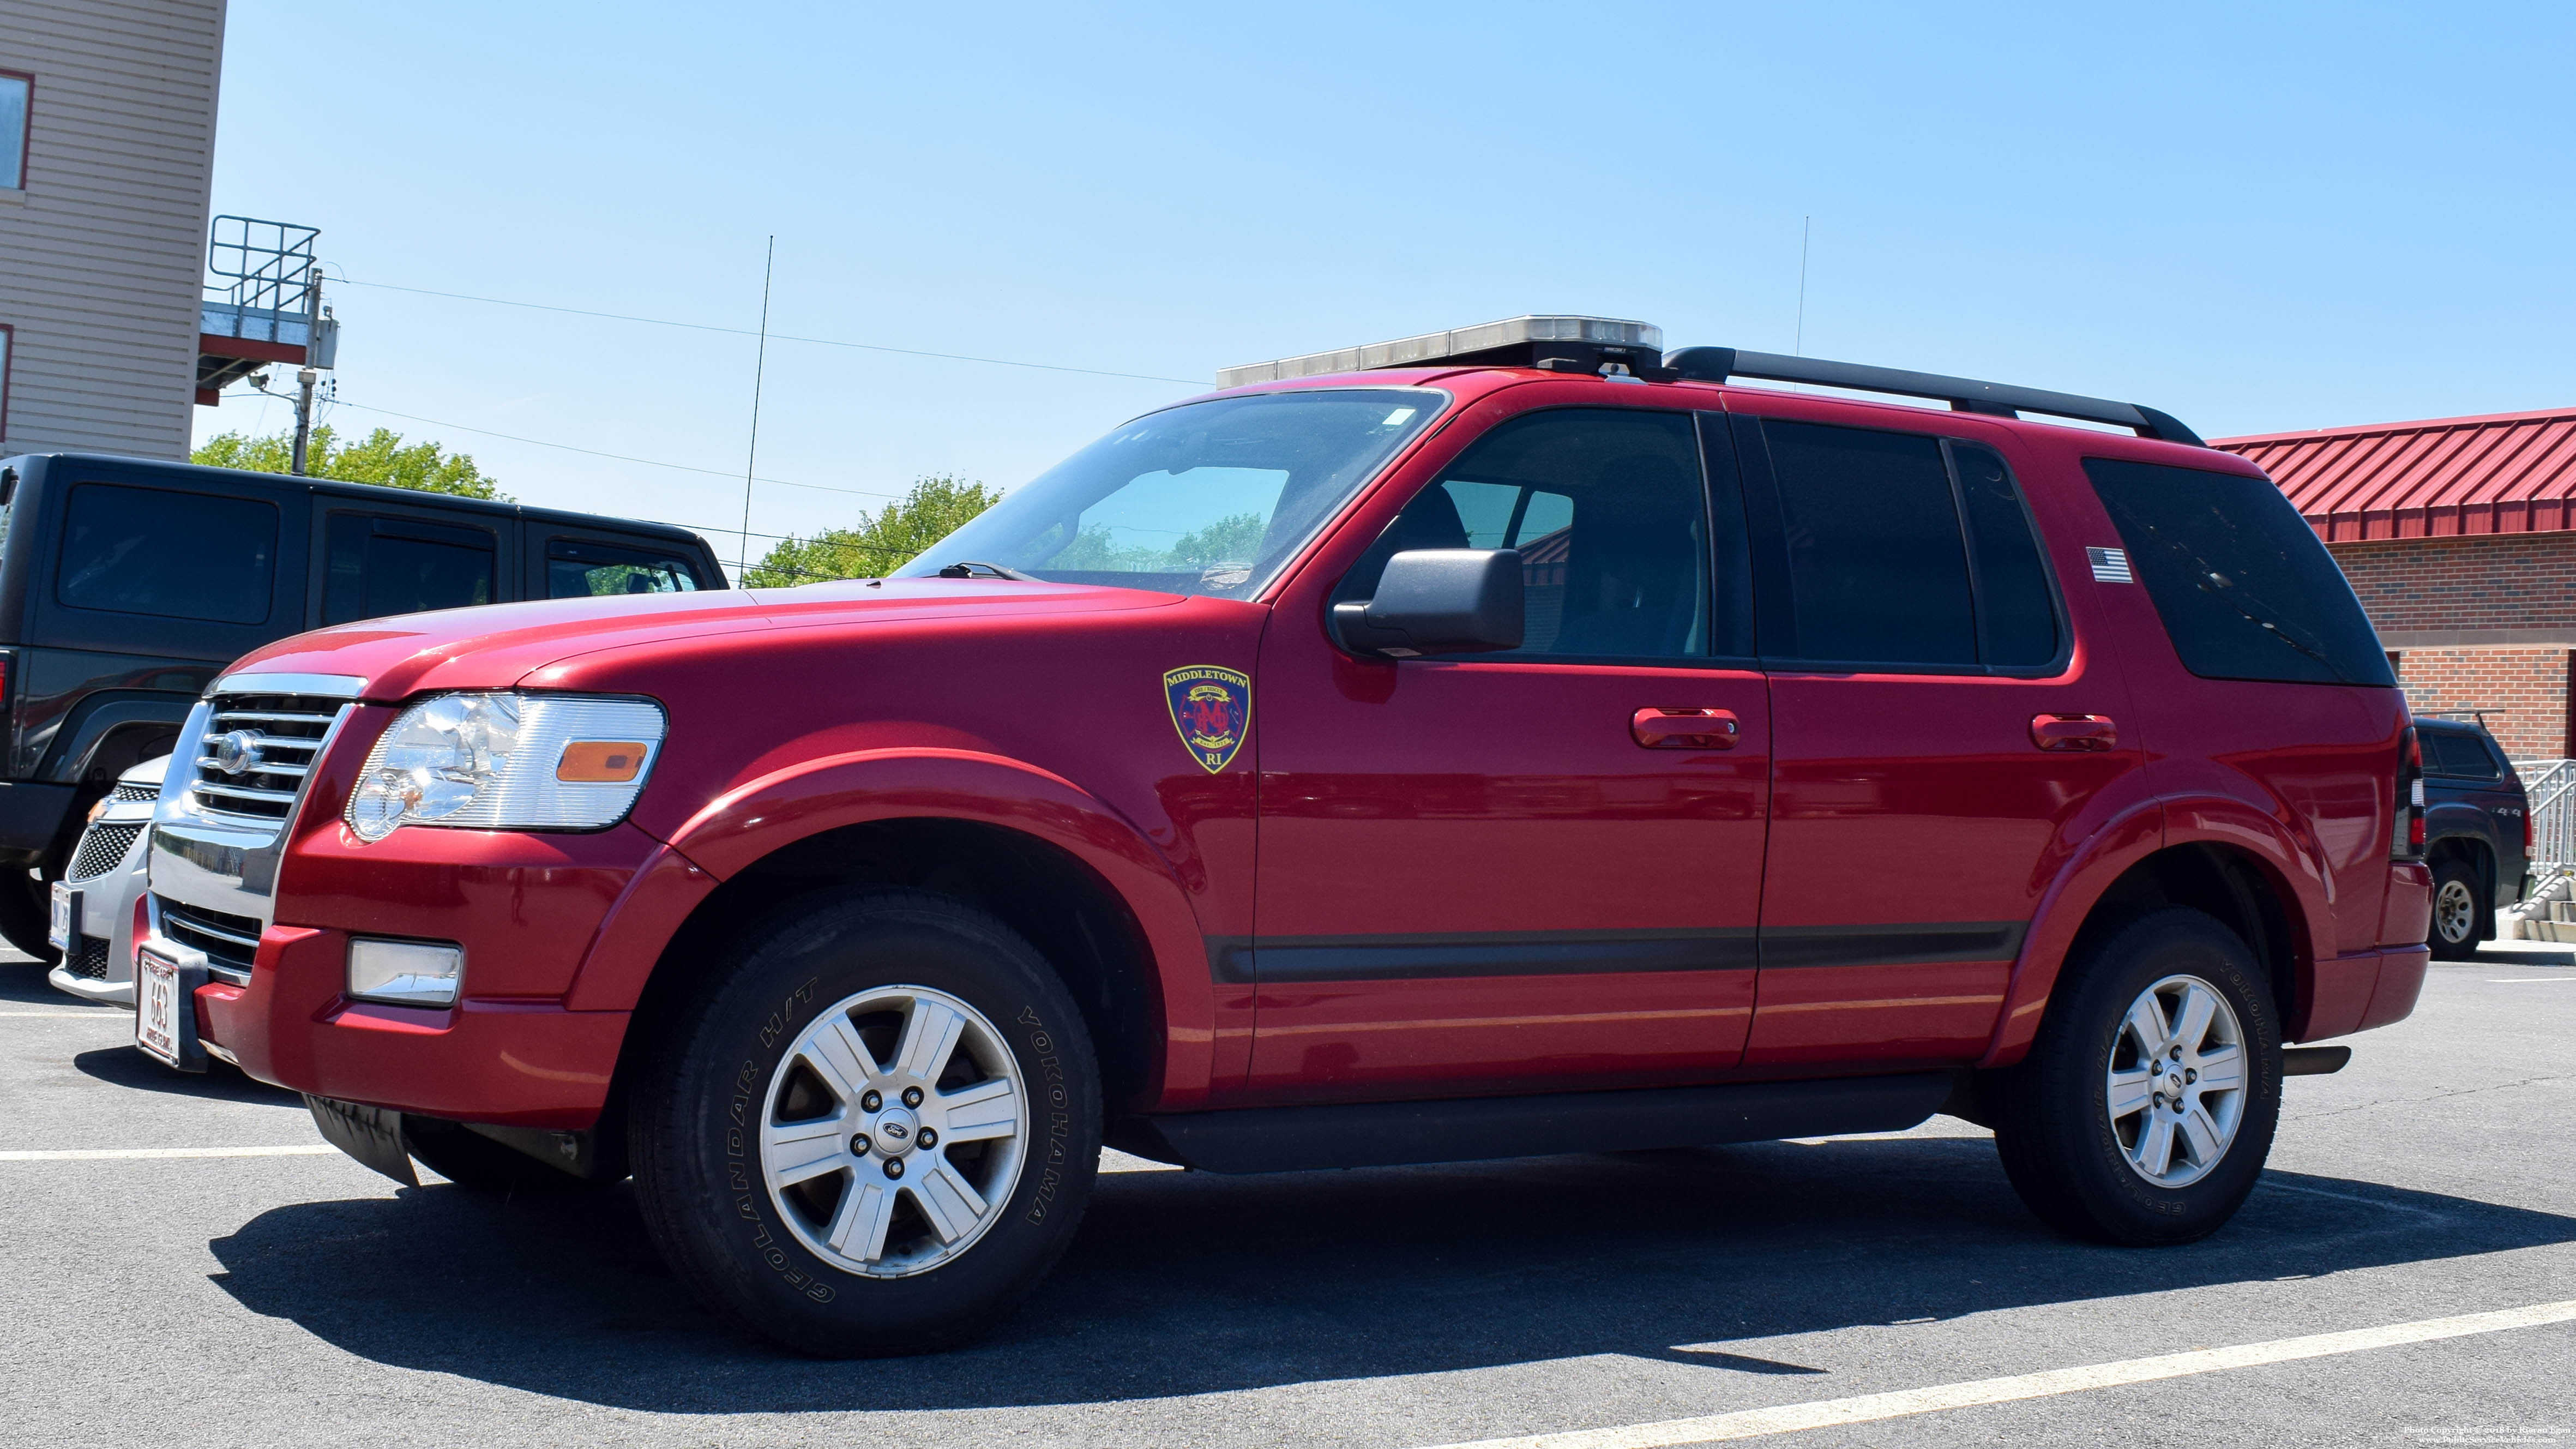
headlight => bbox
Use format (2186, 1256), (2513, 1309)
(345, 693), (665, 843)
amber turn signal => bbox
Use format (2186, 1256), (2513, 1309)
(557, 741), (649, 782)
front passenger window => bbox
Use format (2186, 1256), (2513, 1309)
(1337, 408), (1718, 660)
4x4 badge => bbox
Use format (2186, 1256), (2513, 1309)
(1164, 666), (1251, 774)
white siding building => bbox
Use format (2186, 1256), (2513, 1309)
(0, 0), (226, 460)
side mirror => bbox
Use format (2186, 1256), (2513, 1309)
(1333, 548), (1524, 658)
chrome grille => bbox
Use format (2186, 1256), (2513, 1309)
(156, 895), (263, 979)
(64, 935), (111, 980)
(192, 694), (343, 821)
(68, 821), (144, 881)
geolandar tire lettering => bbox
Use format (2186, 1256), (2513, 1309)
(1991, 906), (2284, 1247)
(630, 889), (1103, 1356)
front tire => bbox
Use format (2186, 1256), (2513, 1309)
(1993, 907), (2282, 1246)
(629, 890), (1100, 1356)
(2427, 858), (2484, 960)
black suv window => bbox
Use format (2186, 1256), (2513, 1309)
(1739, 420), (2059, 670)
(323, 513), (496, 625)
(2086, 459), (2394, 687)
(547, 538), (704, 598)
(2425, 730), (2503, 780)
(1338, 408), (1728, 659)
(58, 482), (276, 624)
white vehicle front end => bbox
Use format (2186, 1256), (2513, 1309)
(45, 755), (166, 1006)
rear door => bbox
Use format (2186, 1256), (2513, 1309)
(1728, 402), (2146, 1069)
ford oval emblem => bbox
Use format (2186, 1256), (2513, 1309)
(213, 729), (264, 777)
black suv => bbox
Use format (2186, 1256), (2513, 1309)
(2416, 717), (2530, 958)
(0, 452), (725, 961)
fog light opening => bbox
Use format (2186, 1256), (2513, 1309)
(347, 937), (463, 1008)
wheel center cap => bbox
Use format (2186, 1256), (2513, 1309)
(873, 1105), (921, 1156)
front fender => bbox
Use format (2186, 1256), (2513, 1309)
(562, 748), (1219, 1104)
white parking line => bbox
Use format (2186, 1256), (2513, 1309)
(0, 1145), (341, 1162)
(2489, 977), (2576, 983)
(1421, 1300), (2576, 1448)
(0, 1008), (125, 1017)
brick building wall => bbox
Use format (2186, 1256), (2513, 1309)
(2322, 532), (2576, 760)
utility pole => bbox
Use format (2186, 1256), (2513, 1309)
(290, 268), (324, 475)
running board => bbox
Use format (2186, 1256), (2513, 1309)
(1117, 1073), (1954, 1175)
(2283, 1045), (2353, 1077)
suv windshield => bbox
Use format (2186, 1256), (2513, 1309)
(894, 388), (1445, 598)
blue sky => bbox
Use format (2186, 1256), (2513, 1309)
(198, 3), (2576, 576)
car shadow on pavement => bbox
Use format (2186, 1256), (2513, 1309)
(73, 1044), (305, 1105)
(203, 1134), (2576, 1412)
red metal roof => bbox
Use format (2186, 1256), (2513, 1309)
(2211, 406), (2576, 542)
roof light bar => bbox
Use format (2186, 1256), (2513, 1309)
(1663, 346), (2205, 447)
(1217, 316), (1663, 389)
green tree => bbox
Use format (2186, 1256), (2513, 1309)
(744, 473), (999, 586)
(192, 424), (508, 500)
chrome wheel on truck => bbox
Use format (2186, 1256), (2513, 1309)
(2428, 863), (2482, 959)
(760, 985), (1030, 1278)
(630, 891), (1100, 1357)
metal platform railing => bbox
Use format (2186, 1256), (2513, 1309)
(202, 214), (321, 349)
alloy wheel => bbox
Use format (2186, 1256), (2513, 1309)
(759, 984), (1029, 1277)
(2105, 973), (2247, 1189)
(2434, 876), (2478, 946)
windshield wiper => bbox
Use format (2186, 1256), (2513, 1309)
(934, 561), (1040, 581)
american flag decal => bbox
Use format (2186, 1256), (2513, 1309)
(2087, 546), (2133, 583)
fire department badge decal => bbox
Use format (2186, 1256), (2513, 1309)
(1163, 665), (1251, 774)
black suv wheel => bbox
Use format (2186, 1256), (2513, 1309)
(1993, 907), (2283, 1245)
(629, 891), (1100, 1356)
(2427, 858), (2484, 960)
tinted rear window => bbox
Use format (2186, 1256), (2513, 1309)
(323, 513), (496, 624)
(546, 537), (704, 598)
(2424, 731), (2502, 780)
(1761, 421), (1977, 666)
(57, 483), (276, 624)
(2085, 459), (2393, 687)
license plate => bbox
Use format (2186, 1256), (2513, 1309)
(136, 946), (184, 1066)
(47, 882), (78, 953)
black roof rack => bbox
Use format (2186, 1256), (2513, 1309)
(1663, 346), (2204, 447)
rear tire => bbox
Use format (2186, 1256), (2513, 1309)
(629, 889), (1100, 1357)
(1992, 907), (2282, 1246)
(2427, 858), (2484, 960)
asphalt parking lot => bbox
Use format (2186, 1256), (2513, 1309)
(4, 947), (2571, 1449)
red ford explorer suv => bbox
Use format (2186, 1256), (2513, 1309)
(139, 317), (2431, 1355)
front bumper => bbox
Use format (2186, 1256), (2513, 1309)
(190, 922), (630, 1126)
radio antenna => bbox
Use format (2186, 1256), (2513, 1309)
(738, 236), (775, 584)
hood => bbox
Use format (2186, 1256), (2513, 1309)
(221, 579), (1186, 701)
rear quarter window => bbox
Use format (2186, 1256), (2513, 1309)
(57, 482), (276, 624)
(2425, 731), (2503, 780)
(2085, 459), (2393, 688)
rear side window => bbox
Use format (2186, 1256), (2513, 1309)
(1742, 422), (2060, 670)
(323, 513), (496, 625)
(2425, 731), (2502, 780)
(57, 483), (276, 623)
(2086, 459), (2394, 687)
(546, 537), (704, 598)
(1758, 422), (1976, 666)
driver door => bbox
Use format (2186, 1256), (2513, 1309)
(1245, 406), (1770, 1103)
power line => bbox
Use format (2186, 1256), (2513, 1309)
(324, 398), (911, 502)
(329, 274), (1204, 386)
